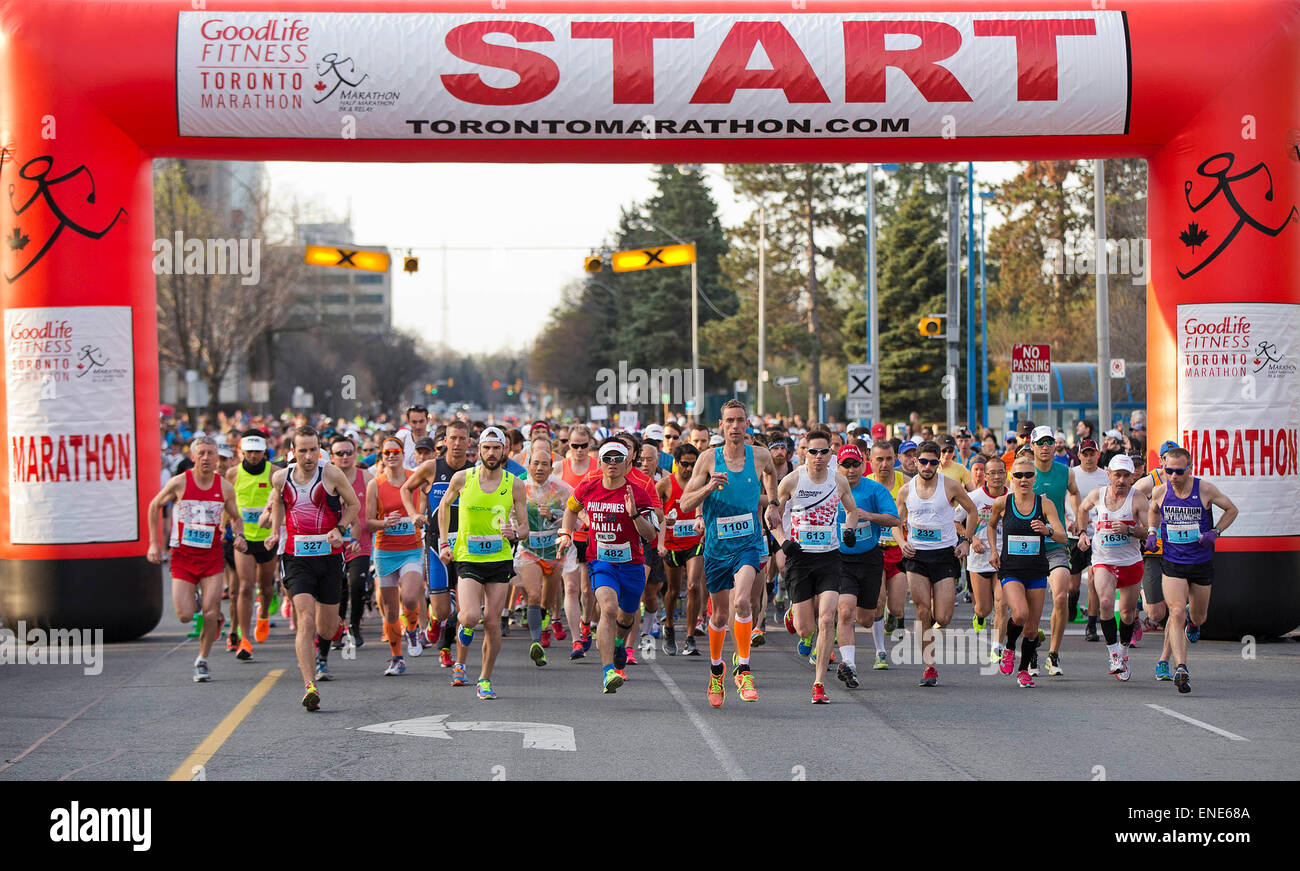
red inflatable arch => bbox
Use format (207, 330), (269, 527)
(2, 0), (1298, 640)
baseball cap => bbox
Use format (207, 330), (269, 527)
(1030, 425), (1054, 443)
(939, 434), (957, 449)
(955, 427), (972, 438)
(899, 440), (918, 455)
(414, 437), (437, 452)
(479, 426), (506, 446)
(1108, 454), (1135, 473)
(1005, 431), (1018, 443)
(709, 434), (725, 446)
(1017, 420), (1037, 437)
(837, 445), (864, 464)
(218, 446), (234, 459)
(643, 423), (665, 442)
(1105, 428), (1123, 439)
(871, 423), (887, 440)
(1079, 438), (1099, 453)
(1159, 440), (1180, 456)
(240, 435), (267, 452)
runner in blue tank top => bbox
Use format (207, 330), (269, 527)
(678, 400), (779, 708)
(1145, 445), (1237, 694)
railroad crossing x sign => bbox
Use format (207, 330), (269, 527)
(846, 363), (877, 420)
(610, 243), (696, 273)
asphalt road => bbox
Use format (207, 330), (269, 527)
(2, 582), (1297, 781)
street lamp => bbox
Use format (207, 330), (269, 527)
(629, 217), (700, 420)
(863, 163), (899, 426)
(978, 191), (996, 431)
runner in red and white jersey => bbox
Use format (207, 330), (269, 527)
(657, 442), (705, 656)
(147, 437), (244, 684)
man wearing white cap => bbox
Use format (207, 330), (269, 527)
(1030, 424), (1082, 676)
(1076, 454), (1149, 681)
(224, 432), (280, 658)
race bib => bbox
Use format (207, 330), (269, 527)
(182, 523), (215, 548)
(1166, 522), (1200, 544)
(878, 526), (895, 544)
(293, 534), (331, 557)
(1006, 535), (1040, 556)
(1100, 531), (1129, 548)
(597, 541), (632, 563)
(529, 530), (557, 550)
(239, 508), (262, 525)
(387, 519), (415, 537)
(672, 520), (699, 539)
(794, 525), (835, 547)
(910, 523), (942, 543)
(716, 513), (754, 540)
(466, 534), (503, 556)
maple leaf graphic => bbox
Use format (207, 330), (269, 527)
(314, 80), (327, 92)
(1179, 221), (1209, 252)
(6, 227), (28, 250)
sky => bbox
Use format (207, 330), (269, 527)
(266, 161), (1021, 355)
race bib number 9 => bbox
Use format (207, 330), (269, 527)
(466, 534), (503, 556)
(597, 542), (632, 563)
(716, 514), (754, 540)
(294, 534), (331, 557)
(182, 524), (215, 548)
(1007, 535), (1040, 556)
(1166, 522), (1200, 544)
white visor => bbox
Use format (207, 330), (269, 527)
(240, 436), (267, 451)
(597, 442), (628, 460)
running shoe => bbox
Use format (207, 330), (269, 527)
(808, 649), (818, 668)
(552, 619), (566, 641)
(796, 635), (814, 656)
(602, 668), (624, 694)
(580, 622), (593, 653)
(990, 644), (1003, 664)
(226, 628), (240, 653)
(406, 630), (422, 658)
(384, 657), (406, 676)
(811, 682), (830, 704)
(1084, 622), (1100, 642)
(1035, 628), (1045, 643)
(1028, 655), (1040, 676)
(477, 679), (497, 700)
(331, 633), (344, 651)
(972, 614), (985, 633)
(839, 663), (860, 689)
(1016, 670), (1034, 688)
(884, 613), (899, 634)
(314, 659), (332, 681)
(999, 647), (1015, 676)
(1185, 620), (1201, 644)
(614, 644), (628, 670)
(919, 665), (938, 687)
(1174, 665), (1191, 694)
(1108, 652), (1124, 675)
(662, 626), (678, 656)
(540, 628), (551, 648)
(570, 641), (585, 660)
(419, 632), (434, 650)
(1155, 660), (1172, 681)
(784, 608), (796, 635)
(439, 647), (454, 668)
(736, 671), (758, 702)
(707, 671), (725, 707)
(236, 637), (254, 662)
(751, 629), (766, 648)
(302, 681), (320, 711)
(254, 616), (270, 643)
(192, 659), (211, 682)
(1116, 656), (1132, 682)
(451, 662), (468, 686)
(1131, 619), (1145, 646)
(873, 651), (889, 670)
(625, 648), (639, 666)
(1046, 651), (1063, 676)
(350, 625), (364, 648)
(681, 636), (700, 656)
(530, 641), (547, 667)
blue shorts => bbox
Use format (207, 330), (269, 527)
(374, 548), (424, 582)
(704, 543), (765, 594)
(426, 547), (453, 593)
(589, 560), (646, 614)
(999, 574), (1048, 591)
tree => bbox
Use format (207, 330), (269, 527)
(154, 161), (299, 420)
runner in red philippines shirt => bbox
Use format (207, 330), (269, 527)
(559, 438), (660, 694)
(147, 437), (245, 684)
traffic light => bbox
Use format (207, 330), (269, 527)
(447, 377), (453, 388)
(431, 385), (438, 395)
(514, 378), (522, 392)
(404, 256), (419, 273)
(584, 256), (603, 273)
(492, 380), (501, 390)
(918, 316), (944, 337)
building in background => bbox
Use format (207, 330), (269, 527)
(293, 221), (392, 333)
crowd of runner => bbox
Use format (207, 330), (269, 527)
(148, 402), (1235, 710)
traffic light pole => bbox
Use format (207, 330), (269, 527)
(691, 259), (699, 424)
(757, 205), (765, 419)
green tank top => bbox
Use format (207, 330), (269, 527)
(453, 467), (515, 563)
(1032, 461), (1069, 551)
(234, 463), (272, 542)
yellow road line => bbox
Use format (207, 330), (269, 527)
(169, 669), (284, 781)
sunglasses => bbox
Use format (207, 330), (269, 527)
(840, 460), (862, 469)
(1164, 466), (1187, 475)
(1034, 438), (1055, 446)
(1012, 471), (1036, 479)
(917, 458), (940, 467)
(332, 450), (354, 457)
(382, 450), (403, 457)
(664, 434), (679, 440)
(600, 454), (626, 464)
(807, 448), (831, 456)
(570, 442), (590, 450)
(406, 405), (428, 415)
(679, 461), (696, 469)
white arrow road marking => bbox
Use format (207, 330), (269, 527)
(357, 715), (576, 751)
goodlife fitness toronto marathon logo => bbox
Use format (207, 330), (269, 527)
(1181, 314), (1294, 381)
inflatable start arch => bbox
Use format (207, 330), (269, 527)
(1, 0), (1298, 640)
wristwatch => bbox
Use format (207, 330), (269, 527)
(958, 534), (972, 543)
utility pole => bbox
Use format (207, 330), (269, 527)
(946, 175), (961, 431)
(1095, 160), (1112, 431)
